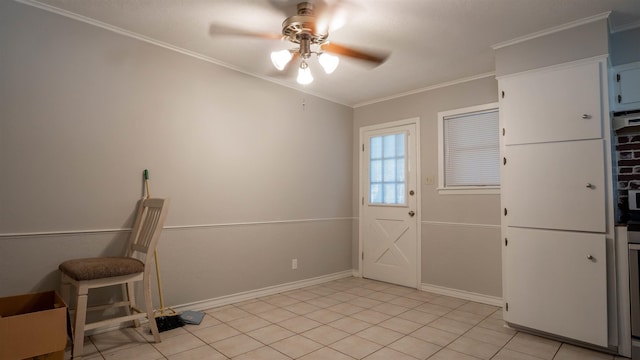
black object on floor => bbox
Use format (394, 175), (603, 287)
(155, 313), (185, 332)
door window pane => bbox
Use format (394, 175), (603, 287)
(369, 133), (406, 205)
(384, 184), (397, 204)
(396, 159), (405, 182)
(370, 184), (382, 203)
(370, 160), (382, 182)
(397, 184), (405, 204)
(371, 137), (382, 159)
(383, 159), (396, 182)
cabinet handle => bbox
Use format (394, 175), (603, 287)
(581, 114), (592, 119)
(586, 183), (595, 189)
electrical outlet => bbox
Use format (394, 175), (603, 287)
(291, 259), (298, 270)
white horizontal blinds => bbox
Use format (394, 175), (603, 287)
(444, 109), (500, 186)
(370, 133), (406, 204)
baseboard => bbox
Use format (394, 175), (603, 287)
(351, 272), (501, 307)
(421, 283), (503, 307)
(172, 270), (354, 313)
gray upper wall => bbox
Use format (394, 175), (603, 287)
(495, 18), (609, 77)
(0, 0), (353, 234)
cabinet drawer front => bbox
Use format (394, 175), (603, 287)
(504, 227), (608, 347)
(500, 61), (602, 145)
(503, 139), (606, 232)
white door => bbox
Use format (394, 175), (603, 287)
(361, 123), (418, 288)
(504, 139), (606, 232)
(504, 227), (608, 347)
(617, 65), (640, 108)
(499, 60), (602, 145)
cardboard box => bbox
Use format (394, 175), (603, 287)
(0, 291), (67, 360)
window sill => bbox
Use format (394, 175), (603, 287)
(437, 186), (500, 195)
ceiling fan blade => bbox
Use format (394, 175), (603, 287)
(267, 0), (305, 16)
(322, 42), (390, 66)
(267, 0), (354, 33)
(209, 23), (282, 40)
(314, 0), (356, 33)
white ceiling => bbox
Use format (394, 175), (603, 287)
(22, 0), (640, 107)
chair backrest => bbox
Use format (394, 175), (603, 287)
(127, 198), (170, 264)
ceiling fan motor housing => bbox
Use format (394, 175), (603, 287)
(281, 2), (328, 45)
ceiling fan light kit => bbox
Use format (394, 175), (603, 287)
(297, 60), (314, 84)
(270, 2), (338, 84)
(318, 52), (339, 74)
(211, 1), (389, 86)
(271, 49), (294, 70)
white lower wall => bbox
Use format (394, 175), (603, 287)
(422, 222), (502, 298)
(0, 219), (354, 307)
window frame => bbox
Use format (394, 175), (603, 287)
(437, 102), (500, 195)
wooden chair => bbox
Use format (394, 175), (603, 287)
(59, 198), (169, 359)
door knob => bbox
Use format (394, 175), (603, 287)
(581, 114), (592, 119)
(408, 211), (415, 217)
(587, 254), (595, 261)
(586, 183), (595, 189)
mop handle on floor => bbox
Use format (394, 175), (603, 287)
(154, 250), (168, 316)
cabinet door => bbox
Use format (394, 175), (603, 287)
(615, 65), (640, 110)
(504, 227), (608, 347)
(503, 139), (606, 232)
(500, 61), (602, 145)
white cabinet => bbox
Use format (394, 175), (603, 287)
(612, 62), (640, 111)
(504, 139), (606, 233)
(504, 227), (608, 347)
(499, 58), (612, 348)
(500, 61), (602, 145)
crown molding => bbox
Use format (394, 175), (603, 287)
(353, 71), (496, 108)
(492, 11), (611, 50)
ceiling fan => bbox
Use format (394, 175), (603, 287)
(209, 1), (390, 85)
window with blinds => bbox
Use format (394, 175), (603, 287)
(438, 103), (500, 194)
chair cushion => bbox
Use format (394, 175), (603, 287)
(59, 257), (144, 281)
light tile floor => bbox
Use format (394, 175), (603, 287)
(67, 277), (629, 360)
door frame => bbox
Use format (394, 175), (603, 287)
(358, 117), (422, 288)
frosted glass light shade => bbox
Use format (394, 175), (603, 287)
(297, 66), (313, 85)
(318, 53), (339, 74)
(271, 50), (293, 70)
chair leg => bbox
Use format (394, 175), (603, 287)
(72, 284), (88, 359)
(143, 277), (160, 342)
(125, 281), (140, 328)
